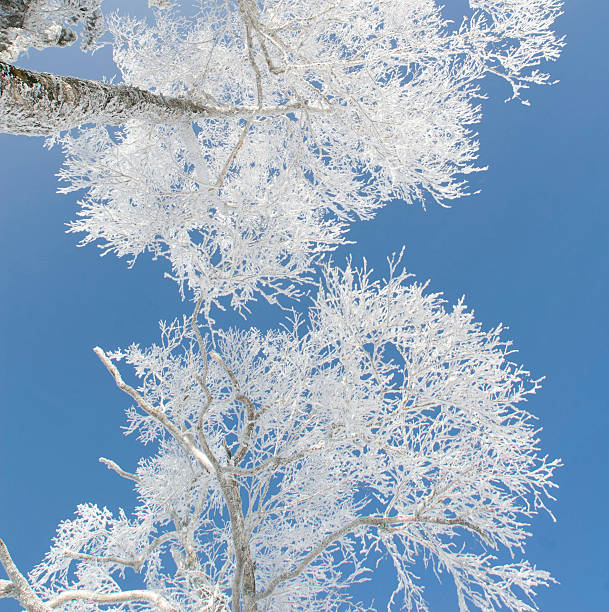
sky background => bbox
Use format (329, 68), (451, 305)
(0, 1), (607, 610)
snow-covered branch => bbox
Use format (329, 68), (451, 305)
(93, 345), (216, 474)
(99, 456), (140, 482)
(48, 587), (177, 610)
(0, 579), (15, 598)
(0, 60), (329, 136)
(257, 512), (489, 603)
(0, 538), (49, 612)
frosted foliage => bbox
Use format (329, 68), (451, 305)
(56, 0), (563, 307)
(0, 0), (104, 61)
(0, 1), (563, 610)
(29, 261), (558, 611)
(60, 121), (345, 309)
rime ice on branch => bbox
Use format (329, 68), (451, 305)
(0, 0), (104, 61)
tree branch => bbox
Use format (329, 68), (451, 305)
(62, 530), (178, 571)
(0, 579), (16, 598)
(209, 351), (257, 465)
(215, 118), (253, 190)
(99, 456), (140, 482)
(256, 513), (489, 602)
(0, 538), (50, 611)
(0, 61), (329, 136)
(93, 346), (215, 473)
(48, 588), (176, 611)
(227, 442), (324, 477)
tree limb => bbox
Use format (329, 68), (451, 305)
(209, 351), (257, 465)
(0, 578), (16, 598)
(99, 456), (140, 482)
(62, 530), (178, 571)
(256, 513), (489, 602)
(0, 538), (50, 611)
(93, 346), (215, 473)
(48, 588), (176, 610)
(0, 61), (329, 136)
(227, 442), (324, 477)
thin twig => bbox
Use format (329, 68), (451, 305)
(99, 457), (140, 483)
(62, 531), (177, 572)
(215, 118), (253, 190)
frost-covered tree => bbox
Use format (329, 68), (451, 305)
(1, 0), (563, 307)
(1, 260), (559, 611)
(0, 0), (563, 610)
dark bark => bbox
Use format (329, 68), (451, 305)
(0, 60), (225, 135)
(0, 1), (77, 58)
(0, 60), (312, 136)
(0, 0), (103, 60)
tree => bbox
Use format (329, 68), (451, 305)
(0, 1), (563, 610)
(1, 259), (560, 611)
(1, 0), (563, 309)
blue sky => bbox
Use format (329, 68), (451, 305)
(0, 2), (607, 610)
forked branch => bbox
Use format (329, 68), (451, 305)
(93, 347), (216, 473)
(256, 513), (488, 602)
(209, 351), (257, 465)
(62, 530), (178, 572)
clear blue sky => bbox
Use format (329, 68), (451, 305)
(0, 2), (607, 610)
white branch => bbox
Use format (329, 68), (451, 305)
(0, 538), (50, 612)
(48, 588), (176, 611)
(228, 442), (324, 477)
(0, 579), (15, 598)
(93, 347), (215, 473)
(99, 457), (140, 482)
(209, 351), (257, 466)
(62, 530), (177, 571)
(257, 513), (488, 602)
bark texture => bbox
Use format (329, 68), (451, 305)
(0, 538), (50, 612)
(0, 61), (224, 135)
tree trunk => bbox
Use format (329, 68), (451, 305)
(0, 61), (228, 136)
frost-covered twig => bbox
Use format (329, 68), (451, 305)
(48, 588), (176, 610)
(99, 457), (140, 482)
